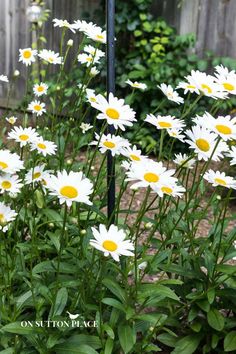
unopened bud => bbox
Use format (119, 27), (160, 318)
(67, 39), (73, 46)
(81, 229), (86, 235)
(13, 70), (20, 77)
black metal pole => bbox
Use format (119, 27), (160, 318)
(106, 0), (116, 224)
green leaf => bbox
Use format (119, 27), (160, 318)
(171, 334), (202, 354)
(51, 287), (68, 317)
(118, 324), (136, 354)
(102, 298), (126, 313)
(0, 349), (14, 354)
(66, 335), (101, 349)
(1, 322), (43, 335)
(207, 308), (224, 331)
(102, 278), (126, 303)
(102, 324), (115, 339)
(53, 344), (98, 354)
(157, 333), (177, 347)
(224, 331), (236, 352)
(104, 338), (113, 354)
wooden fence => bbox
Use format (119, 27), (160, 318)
(0, 0), (236, 103)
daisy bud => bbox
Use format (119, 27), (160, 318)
(49, 222), (54, 228)
(66, 159), (72, 165)
(67, 39), (73, 46)
(91, 166), (95, 171)
(81, 229), (86, 235)
(71, 217), (78, 224)
(25, 235), (31, 241)
(56, 86), (60, 91)
(144, 222), (152, 229)
(13, 70), (20, 77)
(216, 195), (221, 200)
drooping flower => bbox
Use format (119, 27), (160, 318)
(30, 138), (57, 156)
(0, 174), (23, 194)
(167, 129), (185, 143)
(0, 202), (17, 232)
(52, 18), (77, 33)
(173, 153), (196, 169)
(33, 82), (48, 97)
(90, 133), (130, 156)
(126, 80), (147, 91)
(204, 169), (236, 189)
(25, 165), (51, 186)
(47, 170), (93, 207)
(226, 146), (236, 166)
(77, 53), (101, 67)
(85, 26), (107, 44)
(83, 45), (105, 59)
(38, 49), (63, 65)
(91, 92), (136, 131)
(86, 88), (98, 104)
(214, 65), (236, 95)
(89, 67), (99, 77)
(19, 48), (37, 66)
(73, 20), (97, 34)
(0, 75), (9, 82)
(28, 100), (46, 116)
(121, 145), (147, 162)
(0, 150), (24, 174)
(157, 83), (184, 104)
(145, 114), (185, 131)
(8, 127), (39, 147)
(90, 224), (134, 262)
(153, 182), (186, 198)
(185, 125), (228, 161)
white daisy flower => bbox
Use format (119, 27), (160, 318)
(91, 92), (136, 131)
(28, 100), (46, 116)
(0, 150), (24, 174)
(126, 80), (147, 91)
(204, 169), (236, 189)
(86, 88), (98, 103)
(214, 65), (236, 95)
(121, 145), (147, 162)
(89, 67), (99, 77)
(0, 75), (9, 82)
(38, 49), (63, 65)
(0, 174), (23, 194)
(77, 53), (101, 67)
(185, 125), (228, 161)
(193, 112), (215, 127)
(8, 126), (39, 147)
(182, 70), (227, 99)
(90, 224), (134, 262)
(80, 123), (93, 134)
(19, 48), (37, 66)
(47, 170), (93, 207)
(85, 26), (107, 44)
(73, 20), (97, 33)
(52, 18), (77, 33)
(6, 116), (17, 125)
(25, 165), (51, 186)
(153, 183), (186, 198)
(173, 153), (196, 169)
(84, 45), (105, 59)
(157, 83), (184, 104)
(0, 202), (17, 232)
(167, 129), (185, 143)
(226, 146), (236, 166)
(197, 114), (236, 141)
(176, 79), (199, 95)
(125, 159), (177, 190)
(90, 133), (130, 156)
(33, 82), (48, 97)
(145, 114), (185, 130)
(30, 138), (57, 156)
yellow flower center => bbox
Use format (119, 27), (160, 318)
(215, 124), (232, 135)
(34, 104), (42, 111)
(37, 143), (47, 149)
(9, 118), (15, 124)
(37, 86), (44, 92)
(19, 134), (29, 141)
(102, 240), (118, 252)
(48, 57), (54, 63)
(0, 213), (5, 224)
(106, 108), (120, 120)
(223, 82), (234, 91)
(144, 172), (159, 183)
(90, 97), (97, 102)
(201, 84), (212, 94)
(33, 172), (41, 179)
(158, 121), (172, 128)
(187, 85), (195, 89)
(60, 185), (78, 199)
(214, 178), (226, 186)
(96, 34), (104, 40)
(161, 186), (173, 194)
(0, 161), (8, 169)
(196, 138), (210, 152)
(130, 154), (141, 161)
(133, 83), (140, 87)
(86, 57), (93, 62)
(23, 50), (32, 59)
(103, 141), (115, 149)
(1, 181), (11, 189)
